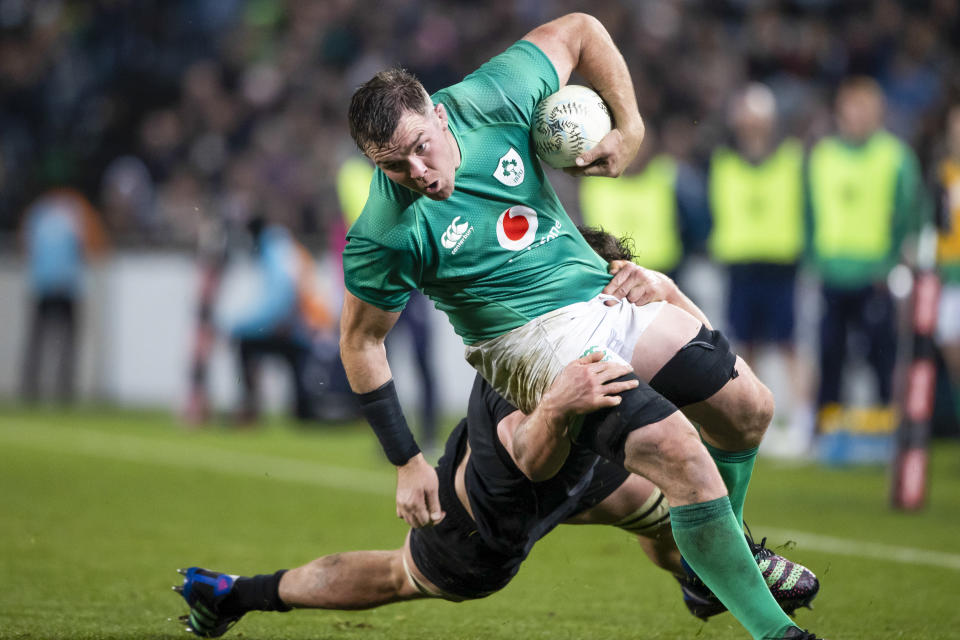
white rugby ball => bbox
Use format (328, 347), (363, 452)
(532, 85), (612, 169)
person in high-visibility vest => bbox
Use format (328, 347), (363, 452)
(709, 85), (804, 358)
(935, 105), (960, 428)
(807, 76), (926, 432)
(579, 128), (708, 279)
(707, 83), (807, 436)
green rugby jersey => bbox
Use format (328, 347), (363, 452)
(343, 40), (611, 344)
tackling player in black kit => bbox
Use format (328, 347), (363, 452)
(173, 229), (818, 638)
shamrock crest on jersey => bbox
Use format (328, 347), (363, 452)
(494, 148), (525, 187)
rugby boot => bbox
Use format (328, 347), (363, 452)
(747, 532), (820, 615)
(173, 567), (244, 638)
(676, 574), (724, 620)
(777, 627), (829, 639)
(677, 533), (819, 619)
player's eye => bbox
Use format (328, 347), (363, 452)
(416, 142), (428, 154)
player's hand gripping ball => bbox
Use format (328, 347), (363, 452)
(533, 85), (613, 169)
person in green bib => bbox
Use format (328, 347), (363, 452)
(339, 13), (825, 640)
(708, 83), (809, 447)
(807, 77), (926, 434)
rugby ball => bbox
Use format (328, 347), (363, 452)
(532, 85), (612, 169)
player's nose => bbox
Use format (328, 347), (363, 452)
(409, 157), (428, 179)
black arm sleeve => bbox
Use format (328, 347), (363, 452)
(357, 380), (421, 466)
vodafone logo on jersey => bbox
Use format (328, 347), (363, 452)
(496, 206), (538, 251)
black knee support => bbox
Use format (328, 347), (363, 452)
(576, 374), (677, 465)
(649, 325), (738, 408)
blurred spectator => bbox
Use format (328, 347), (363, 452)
(706, 83), (809, 437)
(1, 0), (957, 247)
(934, 105), (960, 430)
(182, 209), (229, 426)
(224, 217), (336, 423)
(19, 187), (107, 402)
(579, 127), (709, 278)
(100, 155), (156, 239)
(807, 76), (926, 433)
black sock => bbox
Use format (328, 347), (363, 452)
(223, 570), (292, 614)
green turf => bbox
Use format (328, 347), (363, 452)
(1, 406), (959, 639)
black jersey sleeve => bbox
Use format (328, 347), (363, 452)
(482, 378), (520, 425)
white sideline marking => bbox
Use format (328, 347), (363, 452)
(3, 422), (959, 571)
(0, 422), (394, 497)
(757, 528), (960, 571)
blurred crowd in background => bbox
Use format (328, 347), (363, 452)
(4, 0), (960, 455)
(1, 0), (958, 242)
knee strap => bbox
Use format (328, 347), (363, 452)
(612, 487), (671, 534)
(649, 325), (738, 408)
(576, 374), (677, 465)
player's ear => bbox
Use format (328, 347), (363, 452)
(435, 103), (448, 129)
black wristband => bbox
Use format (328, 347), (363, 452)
(357, 380), (420, 466)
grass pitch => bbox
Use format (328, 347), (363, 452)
(1, 406), (959, 639)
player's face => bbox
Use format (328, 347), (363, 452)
(367, 104), (459, 201)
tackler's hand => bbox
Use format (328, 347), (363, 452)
(603, 261), (678, 307)
(542, 351), (639, 417)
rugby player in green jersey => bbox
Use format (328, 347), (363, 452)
(175, 233), (817, 638)
(338, 13), (826, 640)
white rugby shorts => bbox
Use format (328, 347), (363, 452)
(464, 295), (665, 414)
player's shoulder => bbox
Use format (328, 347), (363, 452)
(435, 40), (558, 128)
(348, 170), (422, 238)
(465, 39), (556, 84)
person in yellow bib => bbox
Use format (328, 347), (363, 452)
(807, 76), (926, 437)
(934, 105), (960, 428)
(580, 127), (709, 280)
(707, 84), (808, 443)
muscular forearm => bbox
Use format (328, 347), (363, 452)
(340, 332), (392, 393)
(339, 291), (398, 393)
(339, 292), (422, 468)
(569, 14), (643, 142)
(502, 353), (637, 481)
(510, 396), (573, 482)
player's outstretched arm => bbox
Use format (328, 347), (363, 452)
(500, 352), (638, 481)
(340, 292), (445, 528)
(523, 13), (644, 177)
(603, 260), (712, 329)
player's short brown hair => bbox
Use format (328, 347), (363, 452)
(348, 68), (431, 153)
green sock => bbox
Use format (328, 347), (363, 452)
(671, 497), (795, 640)
(702, 440), (757, 527)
